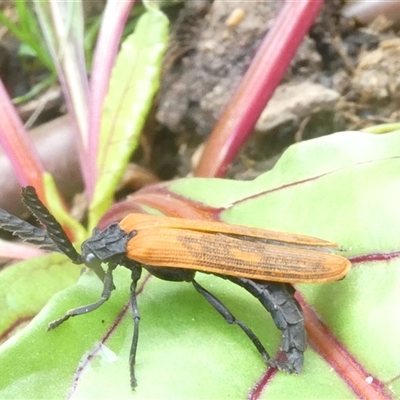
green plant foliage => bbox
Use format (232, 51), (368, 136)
(1, 130), (400, 398)
(0, 254), (80, 342)
(0, 0), (54, 72)
(42, 173), (87, 244)
(89, 6), (169, 228)
(0, 267), (129, 398)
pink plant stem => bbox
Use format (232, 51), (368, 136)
(87, 0), (135, 200)
(0, 79), (46, 199)
(195, 0), (324, 178)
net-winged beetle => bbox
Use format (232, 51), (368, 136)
(0, 186), (351, 389)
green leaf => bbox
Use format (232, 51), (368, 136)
(0, 0), (54, 72)
(1, 130), (400, 398)
(88, 7), (169, 228)
(42, 173), (87, 244)
(0, 254), (80, 342)
(0, 267), (129, 398)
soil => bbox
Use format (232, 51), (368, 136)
(1, 0), (400, 186)
(154, 0), (400, 180)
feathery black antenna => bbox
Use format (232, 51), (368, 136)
(21, 186), (82, 264)
(0, 208), (58, 252)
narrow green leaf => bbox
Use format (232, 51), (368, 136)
(88, 7), (169, 228)
(42, 173), (87, 244)
(0, 0), (53, 71)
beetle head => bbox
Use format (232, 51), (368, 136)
(81, 223), (131, 265)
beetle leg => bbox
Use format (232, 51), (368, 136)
(226, 277), (305, 373)
(47, 267), (115, 330)
(128, 266), (142, 390)
(192, 279), (271, 363)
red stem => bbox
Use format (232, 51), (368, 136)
(0, 79), (46, 199)
(87, 0), (135, 200)
(298, 294), (392, 400)
(195, 0), (324, 178)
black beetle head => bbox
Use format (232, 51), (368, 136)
(81, 223), (131, 264)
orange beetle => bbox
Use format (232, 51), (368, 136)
(0, 187), (351, 389)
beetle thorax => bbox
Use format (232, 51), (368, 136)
(81, 223), (134, 263)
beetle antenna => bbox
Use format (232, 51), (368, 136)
(0, 208), (58, 252)
(21, 186), (82, 264)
